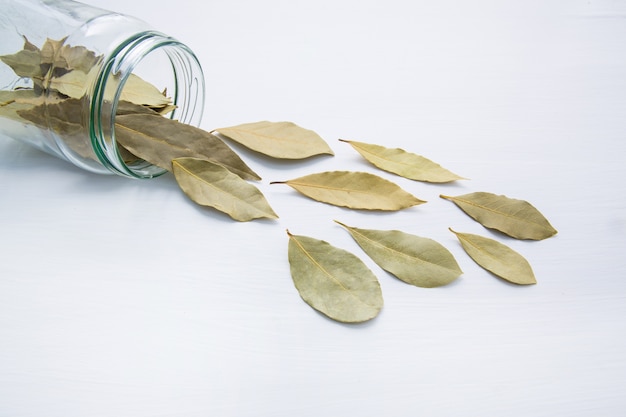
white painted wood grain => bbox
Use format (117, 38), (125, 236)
(1, 0), (625, 416)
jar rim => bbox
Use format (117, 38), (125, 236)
(91, 31), (205, 179)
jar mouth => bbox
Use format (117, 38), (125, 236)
(91, 31), (205, 179)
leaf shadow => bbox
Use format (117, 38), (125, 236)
(312, 308), (382, 329)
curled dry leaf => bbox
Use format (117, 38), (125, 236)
(215, 121), (334, 159)
(115, 113), (261, 180)
(1, 37), (101, 90)
(56, 42), (100, 73)
(336, 221), (462, 288)
(172, 158), (278, 222)
(271, 171), (425, 211)
(449, 228), (536, 285)
(0, 47), (41, 79)
(441, 192), (557, 240)
(120, 73), (173, 109)
(40, 37), (68, 69)
(340, 139), (465, 183)
(49, 68), (92, 98)
(287, 230), (383, 323)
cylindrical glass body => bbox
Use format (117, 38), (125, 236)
(0, 0), (205, 178)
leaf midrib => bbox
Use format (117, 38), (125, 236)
(173, 160), (262, 212)
(349, 227), (457, 274)
(221, 127), (294, 145)
(288, 179), (392, 198)
(450, 195), (546, 229)
(352, 141), (426, 172)
(289, 235), (378, 309)
(115, 121), (193, 154)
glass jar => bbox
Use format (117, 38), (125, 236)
(0, 0), (205, 178)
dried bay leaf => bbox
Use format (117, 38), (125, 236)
(0, 89), (66, 107)
(0, 48), (42, 80)
(48, 69), (171, 109)
(120, 73), (173, 109)
(271, 171), (425, 211)
(287, 230), (383, 323)
(57, 43), (100, 73)
(441, 192), (557, 240)
(40, 37), (68, 70)
(336, 221), (462, 287)
(215, 121), (334, 159)
(449, 228), (536, 285)
(0, 90), (41, 123)
(49, 69), (91, 98)
(17, 98), (97, 160)
(115, 113), (261, 180)
(172, 158), (278, 221)
(340, 139), (465, 183)
(115, 100), (164, 116)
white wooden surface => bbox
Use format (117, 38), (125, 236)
(1, 0), (625, 416)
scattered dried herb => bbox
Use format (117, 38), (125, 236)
(172, 158), (277, 221)
(1, 36), (558, 324)
(271, 171), (426, 211)
(115, 113), (260, 180)
(287, 230), (383, 323)
(449, 228), (537, 285)
(340, 139), (465, 183)
(441, 192), (557, 240)
(336, 221), (462, 288)
(215, 121), (334, 159)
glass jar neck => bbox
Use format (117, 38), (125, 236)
(91, 30), (205, 179)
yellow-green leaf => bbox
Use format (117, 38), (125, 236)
(172, 158), (277, 221)
(340, 139), (465, 183)
(120, 73), (172, 109)
(449, 228), (537, 285)
(57, 43), (100, 73)
(17, 98), (95, 160)
(287, 230), (383, 323)
(215, 121), (334, 159)
(0, 48), (42, 79)
(40, 37), (68, 69)
(49, 69), (91, 98)
(271, 171), (425, 211)
(441, 192), (557, 240)
(336, 221), (462, 287)
(115, 113), (261, 181)
(0, 90), (41, 123)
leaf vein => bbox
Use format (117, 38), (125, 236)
(456, 197), (545, 228)
(351, 228), (454, 272)
(289, 235), (377, 308)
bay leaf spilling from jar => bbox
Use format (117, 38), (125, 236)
(0, 37), (274, 219)
(2, 37), (561, 325)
